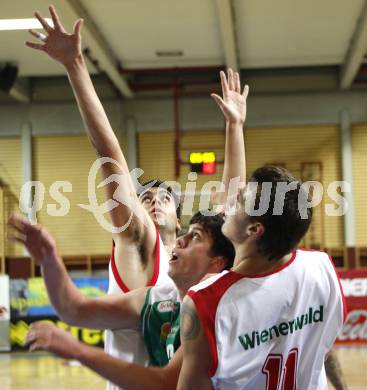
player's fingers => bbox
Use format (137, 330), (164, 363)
(6, 233), (26, 244)
(34, 11), (52, 33)
(26, 323), (49, 344)
(29, 340), (45, 352)
(25, 41), (46, 51)
(28, 29), (41, 39)
(73, 19), (84, 37)
(228, 68), (234, 91)
(7, 216), (25, 233)
(8, 214), (31, 233)
(25, 330), (37, 346)
(220, 71), (229, 97)
(48, 5), (64, 31)
(242, 84), (249, 99)
(9, 214), (39, 233)
(235, 72), (241, 93)
(211, 93), (226, 108)
(211, 94), (231, 117)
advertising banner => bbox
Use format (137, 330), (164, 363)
(338, 269), (367, 344)
(9, 276), (108, 350)
(10, 315), (105, 350)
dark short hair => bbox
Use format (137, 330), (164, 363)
(248, 166), (312, 261)
(138, 179), (181, 219)
(189, 212), (235, 270)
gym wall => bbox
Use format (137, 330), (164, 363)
(139, 126), (344, 248)
(352, 124), (367, 247)
(0, 137), (22, 257)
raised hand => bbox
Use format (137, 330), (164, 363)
(7, 215), (56, 265)
(211, 69), (249, 125)
(25, 322), (79, 359)
(26, 5), (83, 67)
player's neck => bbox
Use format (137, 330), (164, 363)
(159, 230), (176, 253)
(232, 246), (292, 276)
(175, 283), (190, 302)
(172, 279), (193, 301)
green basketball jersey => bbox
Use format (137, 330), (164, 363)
(140, 283), (181, 366)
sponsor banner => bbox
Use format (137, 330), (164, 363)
(10, 277), (108, 317)
(337, 270), (367, 344)
(10, 315), (105, 350)
(9, 276), (108, 351)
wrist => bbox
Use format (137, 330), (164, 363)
(226, 121), (245, 130)
(64, 54), (85, 72)
(42, 246), (59, 266)
(74, 341), (92, 362)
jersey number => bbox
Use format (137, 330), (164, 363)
(262, 349), (298, 390)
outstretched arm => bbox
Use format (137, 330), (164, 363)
(8, 215), (144, 330)
(212, 69), (249, 205)
(26, 6), (153, 239)
(26, 322), (182, 390)
(177, 297), (212, 390)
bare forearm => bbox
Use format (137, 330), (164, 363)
(177, 366), (212, 390)
(64, 55), (125, 161)
(64, 55), (144, 230)
(222, 121), (246, 199)
(325, 349), (348, 390)
(78, 344), (177, 390)
(41, 252), (88, 326)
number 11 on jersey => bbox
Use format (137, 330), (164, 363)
(262, 348), (298, 390)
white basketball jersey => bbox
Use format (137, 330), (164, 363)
(188, 249), (346, 390)
(105, 226), (171, 390)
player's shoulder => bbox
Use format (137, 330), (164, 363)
(297, 248), (329, 257)
(187, 270), (246, 301)
(296, 248), (333, 267)
(189, 271), (229, 293)
(187, 271), (245, 320)
(149, 279), (178, 302)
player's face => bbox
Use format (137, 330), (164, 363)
(222, 186), (251, 243)
(168, 223), (216, 286)
(139, 187), (178, 231)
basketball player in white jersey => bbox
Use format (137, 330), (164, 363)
(177, 71), (346, 389)
(26, 7), (178, 390)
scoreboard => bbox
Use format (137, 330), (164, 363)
(189, 152), (216, 174)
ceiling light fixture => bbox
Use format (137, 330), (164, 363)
(0, 18), (53, 31)
(155, 51), (184, 57)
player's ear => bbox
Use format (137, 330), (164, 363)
(246, 222), (264, 238)
(211, 255), (227, 273)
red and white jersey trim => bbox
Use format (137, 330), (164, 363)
(110, 225), (161, 293)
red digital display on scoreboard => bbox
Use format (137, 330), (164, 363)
(203, 162), (216, 174)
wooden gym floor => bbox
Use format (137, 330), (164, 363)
(0, 346), (366, 389)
